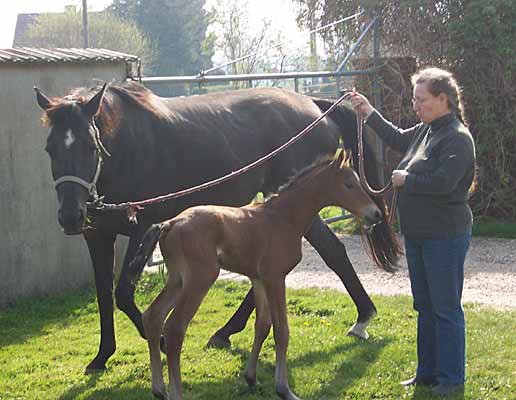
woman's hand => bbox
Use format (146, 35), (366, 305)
(392, 170), (408, 187)
(344, 90), (375, 119)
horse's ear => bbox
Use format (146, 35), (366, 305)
(84, 83), (107, 118)
(34, 87), (52, 111)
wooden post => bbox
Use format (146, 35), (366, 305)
(82, 0), (89, 48)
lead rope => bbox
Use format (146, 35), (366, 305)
(88, 91), (352, 223)
(356, 107), (398, 226)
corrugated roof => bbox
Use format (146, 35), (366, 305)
(0, 48), (139, 64)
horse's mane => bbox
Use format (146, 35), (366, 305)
(268, 151), (350, 199)
(42, 82), (171, 136)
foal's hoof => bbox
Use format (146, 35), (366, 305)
(206, 333), (231, 349)
(346, 322), (369, 340)
(276, 385), (302, 400)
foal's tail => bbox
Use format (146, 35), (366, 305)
(312, 98), (403, 272)
(129, 223), (166, 280)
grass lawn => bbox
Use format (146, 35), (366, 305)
(1, 275), (515, 400)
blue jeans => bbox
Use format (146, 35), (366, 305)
(404, 232), (471, 385)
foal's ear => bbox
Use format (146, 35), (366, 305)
(34, 87), (52, 111)
(333, 150), (345, 168)
(84, 83), (107, 118)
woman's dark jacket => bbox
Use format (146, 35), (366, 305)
(366, 111), (476, 239)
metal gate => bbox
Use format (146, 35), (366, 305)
(136, 14), (384, 266)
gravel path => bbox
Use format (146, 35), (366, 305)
(220, 235), (516, 309)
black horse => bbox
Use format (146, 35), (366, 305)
(35, 82), (400, 373)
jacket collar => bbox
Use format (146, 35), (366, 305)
(429, 112), (456, 131)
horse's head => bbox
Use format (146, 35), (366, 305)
(35, 84), (108, 235)
(328, 151), (382, 232)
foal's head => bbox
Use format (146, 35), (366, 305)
(35, 84), (108, 235)
(324, 151), (382, 231)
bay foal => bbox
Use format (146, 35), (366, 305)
(132, 151), (382, 400)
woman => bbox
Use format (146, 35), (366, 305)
(346, 67), (475, 397)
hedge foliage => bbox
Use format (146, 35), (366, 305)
(294, 0), (516, 220)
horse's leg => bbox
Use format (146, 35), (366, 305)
(164, 269), (218, 400)
(305, 216), (376, 340)
(83, 229), (117, 374)
(114, 229), (150, 339)
(143, 270), (182, 400)
(264, 278), (301, 400)
(206, 286), (255, 349)
(244, 280), (271, 387)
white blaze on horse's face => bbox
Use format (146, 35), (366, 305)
(64, 129), (75, 149)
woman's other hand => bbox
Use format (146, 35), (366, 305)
(392, 170), (408, 187)
(344, 90), (375, 119)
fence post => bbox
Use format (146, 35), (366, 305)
(294, 77), (299, 93)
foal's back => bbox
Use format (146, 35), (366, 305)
(159, 202), (302, 280)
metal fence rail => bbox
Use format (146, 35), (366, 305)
(142, 15), (382, 267)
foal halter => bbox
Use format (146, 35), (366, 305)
(53, 119), (110, 201)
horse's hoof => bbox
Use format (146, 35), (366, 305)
(84, 365), (106, 375)
(346, 322), (369, 340)
(152, 389), (168, 400)
(152, 388), (169, 400)
(206, 334), (231, 349)
(244, 373), (257, 387)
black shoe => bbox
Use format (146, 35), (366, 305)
(431, 383), (464, 396)
(400, 375), (437, 387)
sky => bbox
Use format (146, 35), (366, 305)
(0, 0), (306, 50)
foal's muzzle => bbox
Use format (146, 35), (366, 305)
(362, 205), (382, 233)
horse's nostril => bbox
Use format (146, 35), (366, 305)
(375, 209), (382, 220)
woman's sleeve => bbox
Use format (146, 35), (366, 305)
(366, 110), (420, 153)
(404, 134), (475, 195)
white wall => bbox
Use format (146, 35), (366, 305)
(0, 62), (129, 305)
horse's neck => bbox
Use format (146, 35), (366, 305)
(271, 170), (329, 234)
(96, 124), (176, 201)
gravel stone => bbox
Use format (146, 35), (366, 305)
(219, 235), (516, 310)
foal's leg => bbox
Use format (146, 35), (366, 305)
(164, 269), (218, 400)
(244, 280), (272, 387)
(143, 271), (182, 400)
(265, 279), (301, 400)
(208, 215), (377, 348)
(305, 216), (376, 339)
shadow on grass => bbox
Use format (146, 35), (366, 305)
(0, 286), (96, 348)
(55, 336), (390, 400)
(411, 385), (465, 400)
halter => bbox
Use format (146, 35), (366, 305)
(53, 118), (110, 201)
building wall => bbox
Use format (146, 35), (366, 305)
(0, 62), (129, 305)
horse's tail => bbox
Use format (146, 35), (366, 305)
(128, 223), (166, 280)
(312, 98), (403, 272)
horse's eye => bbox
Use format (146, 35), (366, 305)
(345, 182), (354, 189)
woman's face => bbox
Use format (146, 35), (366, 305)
(412, 82), (450, 124)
